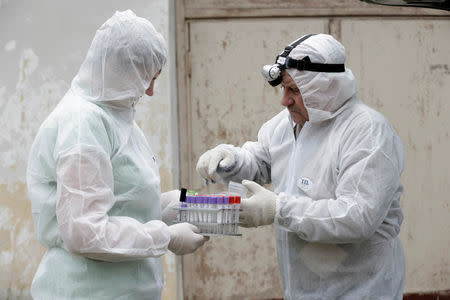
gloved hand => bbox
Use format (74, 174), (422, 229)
(168, 223), (209, 255)
(161, 190), (181, 225)
(196, 146), (237, 184)
(239, 180), (277, 228)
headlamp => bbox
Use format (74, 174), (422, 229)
(261, 65), (282, 86)
(261, 34), (346, 87)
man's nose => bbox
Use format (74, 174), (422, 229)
(281, 91), (292, 107)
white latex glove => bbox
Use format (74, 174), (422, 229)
(196, 146), (236, 184)
(239, 180), (277, 228)
(161, 190), (181, 225)
(168, 223), (209, 255)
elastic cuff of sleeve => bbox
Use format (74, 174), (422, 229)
(145, 220), (171, 250)
(267, 194), (277, 223)
(274, 192), (290, 227)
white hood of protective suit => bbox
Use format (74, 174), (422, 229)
(71, 10), (167, 103)
(286, 34), (357, 123)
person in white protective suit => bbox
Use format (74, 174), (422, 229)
(196, 34), (405, 299)
(27, 10), (208, 300)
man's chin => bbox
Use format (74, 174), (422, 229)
(291, 115), (306, 125)
(290, 113), (301, 124)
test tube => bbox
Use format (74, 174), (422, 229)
(201, 196), (208, 232)
(228, 196), (234, 234)
(217, 196), (224, 234)
(195, 196), (201, 231)
(181, 203), (187, 222)
(234, 196), (241, 234)
(178, 188), (187, 223)
(201, 196), (207, 233)
(228, 196), (236, 234)
(228, 196), (233, 234)
(200, 196), (206, 233)
(204, 196), (210, 234)
(191, 196), (197, 224)
(194, 196), (199, 224)
(186, 196), (193, 223)
(210, 196), (217, 234)
(176, 204), (181, 222)
(223, 196), (230, 235)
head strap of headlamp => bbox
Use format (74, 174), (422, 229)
(275, 34), (346, 73)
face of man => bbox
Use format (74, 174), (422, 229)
(280, 70), (309, 125)
(145, 70), (161, 96)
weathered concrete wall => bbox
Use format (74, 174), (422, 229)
(0, 1), (180, 299)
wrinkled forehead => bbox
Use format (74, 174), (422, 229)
(281, 70), (297, 87)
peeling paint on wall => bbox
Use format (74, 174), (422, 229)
(430, 64), (450, 74)
(0, 44), (67, 298)
(0, 48), (66, 192)
(0, 183), (45, 300)
(18, 49), (39, 83)
(4, 40), (16, 51)
(0, 2), (179, 299)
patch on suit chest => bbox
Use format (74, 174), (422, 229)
(297, 177), (313, 191)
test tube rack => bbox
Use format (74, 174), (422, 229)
(173, 190), (242, 236)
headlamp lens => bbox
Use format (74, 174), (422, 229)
(262, 64), (281, 80)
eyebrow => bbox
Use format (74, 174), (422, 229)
(282, 82), (299, 90)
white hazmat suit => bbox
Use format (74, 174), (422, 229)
(27, 10), (206, 299)
(198, 34), (405, 299)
